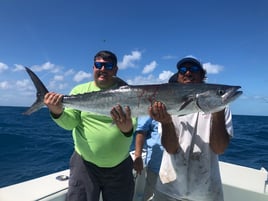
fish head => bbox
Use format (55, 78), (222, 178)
(196, 85), (242, 113)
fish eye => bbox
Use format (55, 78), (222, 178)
(217, 89), (225, 96)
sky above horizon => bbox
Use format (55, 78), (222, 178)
(0, 0), (268, 116)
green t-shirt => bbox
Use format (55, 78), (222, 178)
(53, 81), (137, 167)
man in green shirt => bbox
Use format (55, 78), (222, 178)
(44, 50), (136, 201)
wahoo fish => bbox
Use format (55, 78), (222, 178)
(23, 67), (242, 116)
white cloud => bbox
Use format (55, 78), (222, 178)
(142, 61), (157, 74)
(13, 64), (25, 71)
(73, 71), (91, 82)
(64, 69), (75, 76)
(203, 62), (223, 74)
(0, 81), (10, 89)
(127, 74), (157, 85)
(0, 62), (8, 73)
(31, 62), (61, 73)
(57, 83), (68, 90)
(159, 70), (174, 81)
(16, 79), (32, 90)
(127, 70), (173, 85)
(54, 75), (64, 81)
(118, 51), (142, 69)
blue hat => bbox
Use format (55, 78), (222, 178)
(176, 57), (203, 69)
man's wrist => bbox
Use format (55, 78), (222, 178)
(134, 152), (142, 158)
(50, 112), (63, 119)
(121, 128), (133, 137)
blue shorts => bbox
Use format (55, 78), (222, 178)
(66, 151), (134, 201)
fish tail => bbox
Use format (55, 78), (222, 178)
(23, 67), (49, 115)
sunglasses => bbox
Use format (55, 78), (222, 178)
(178, 66), (202, 75)
(94, 62), (114, 70)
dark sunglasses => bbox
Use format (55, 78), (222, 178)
(178, 66), (202, 75)
(94, 62), (114, 70)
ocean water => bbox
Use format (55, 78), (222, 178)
(0, 106), (267, 188)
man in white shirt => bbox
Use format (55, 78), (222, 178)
(149, 57), (233, 201)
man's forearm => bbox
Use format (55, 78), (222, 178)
(135, 132), (145, 157)
(210, 110), (230, 154)
(161, 121), (179, 154)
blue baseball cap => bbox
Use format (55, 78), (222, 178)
(176, 57), (203, 69)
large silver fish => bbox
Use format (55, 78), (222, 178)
(23, 67), (242, 116)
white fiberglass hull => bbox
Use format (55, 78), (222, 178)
(0, 156), (267, 201)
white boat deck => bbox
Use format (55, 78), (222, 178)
(0, 161), (267, 201)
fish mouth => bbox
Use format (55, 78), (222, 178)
(222, 86), (243, 104)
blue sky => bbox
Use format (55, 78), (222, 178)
(0, 0), (267, 116)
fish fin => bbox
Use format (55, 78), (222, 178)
(113, 76), (129, 87)
(23, 67), (49, 115)
(178, 96), (194, 111)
